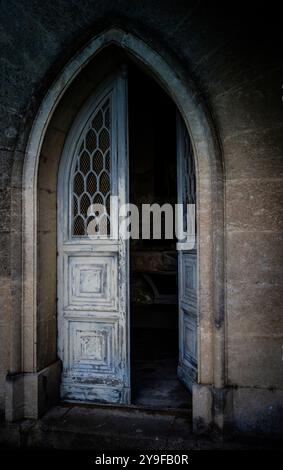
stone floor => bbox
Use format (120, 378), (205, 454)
(1, 404), (281, 451)
(0, 316), (280, 451)
(131, 322), (191, 410)
(132, 358), (191, 409)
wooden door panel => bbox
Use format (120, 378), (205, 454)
(177, 113), (198, 392)
(65, 253), (118, 310)
(180, 251), (197, 312)
(58, 71), (130, 404)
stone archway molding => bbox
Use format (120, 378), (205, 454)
(6, 27), (225, 431)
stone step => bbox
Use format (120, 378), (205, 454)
(1, 405), (281, 451)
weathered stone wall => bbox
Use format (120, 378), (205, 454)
(0, 0), (282, 436)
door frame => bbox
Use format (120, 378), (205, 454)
(18, 27), (224, 430)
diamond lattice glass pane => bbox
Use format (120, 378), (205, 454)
(80, 193), (91, 217)
(98, 128), (110, 153)
(182, 132), (196, 233)
(85, 129), (97, 154)
(185, 136), (196, 205)
(71, 95), (112, 237)
(73, 195), (78, 216)
(92, 150), (104, 174)
(74, 172), (84, 195)
(73, 215), (85, 236)
(104, 150), (110, 172)
(86, 172), (97, 194)
(92, 109), (103, 132)
(93, 192), (104, 208)
(79, 150), (91, 174)
(99, 171), (110, 194)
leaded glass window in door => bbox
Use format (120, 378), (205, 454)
(72, 97), (111, 237)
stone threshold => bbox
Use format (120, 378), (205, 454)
(59, 400), (192, 418)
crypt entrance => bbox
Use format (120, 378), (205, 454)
(57, 58), (196, 409)
(19, 28), (224, 427)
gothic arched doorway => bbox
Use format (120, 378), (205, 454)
(19, 29), (224, 431)
(57, 61), (197, 408)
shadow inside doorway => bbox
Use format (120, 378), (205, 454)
(128, 62), (191, 412)
(131, 305), (191, 410)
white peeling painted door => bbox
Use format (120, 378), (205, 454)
(176, 113), (198, 391)
(57, 70), (130, 404)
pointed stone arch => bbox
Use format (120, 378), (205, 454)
(17, 27), (224, 429)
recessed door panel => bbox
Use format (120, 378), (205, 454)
(66, 254), (118, 310)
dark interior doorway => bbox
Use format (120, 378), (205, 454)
(128, 64), (191, 410)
